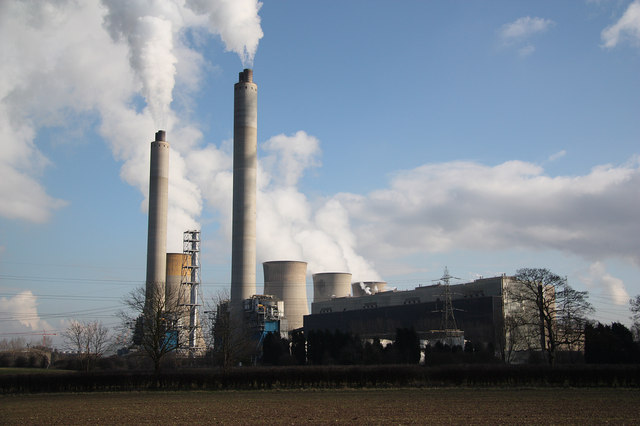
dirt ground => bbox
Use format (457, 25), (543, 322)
(1, 388), (638, 425)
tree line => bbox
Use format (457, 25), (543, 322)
(7, 267), (639, 371)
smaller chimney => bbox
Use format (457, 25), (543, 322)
(155, 130), (166, 142)
(238, 69), (253, 83)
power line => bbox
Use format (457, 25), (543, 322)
(0, 274), (143, 285)
(0, 305), (123, 322)
(0, 292), (122, 302)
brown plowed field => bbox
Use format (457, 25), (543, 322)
(1, 388), (638, 424)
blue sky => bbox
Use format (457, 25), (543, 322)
(1, 0), (639, 345)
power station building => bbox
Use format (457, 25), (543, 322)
(140, 69), (542, 363)
(304, 275), (518, 352)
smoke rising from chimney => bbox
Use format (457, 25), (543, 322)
(102, 10), (177, 129)
(185, 0), (264, 67)
(0, 1), (380, 280)
(98, 0), (264, 250)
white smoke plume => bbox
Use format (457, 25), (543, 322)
(185, 0), (264, 67)
(99, 0), (263, 248)
(0, 0), (264, 253)
(582, 262), (630, 306)
(257, 131), (381, 281)
(102, 8), (177, 128)
(0, 291), (52, 332)
(0, 0), (377, 280)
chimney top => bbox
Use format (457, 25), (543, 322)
(238, 69), (253, 83)
(155, 130), (166, 142)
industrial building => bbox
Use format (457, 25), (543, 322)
(304, 275), (517, 352)
(142, 69), (541, 363)
(243, 295), (287, 342)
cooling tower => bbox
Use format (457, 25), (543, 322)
(263, 261), (308, 331)
(145, 130), (169, 311)
(369, 281), (388, 293)
(352, 281), (388, 297)
(165, 253), (189, 309)
(313, 272), (352, 303)
(231, 69), (258, 315)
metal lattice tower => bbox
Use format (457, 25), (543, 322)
(435, 266), (460, 331)
(182, 230), (202, 352)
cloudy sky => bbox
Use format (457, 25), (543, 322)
(1, 0), (639, 345)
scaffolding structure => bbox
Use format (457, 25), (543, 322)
(182, 229), (203, 354)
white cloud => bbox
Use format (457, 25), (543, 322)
(583, 261), (629, 305)
(548, 150), (567, 162)
(0, 291), (53, 332)
(336, 157), (640, 270)
(500, 16), (555, 42)
(518, 44), (536, 57)
(499, 16), (555, 56)
(261, 131), (321, 188)
(601, 0), (640, 48)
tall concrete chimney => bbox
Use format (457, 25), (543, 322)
(230, 69), (258, 315)
(145, 130), (169, 311)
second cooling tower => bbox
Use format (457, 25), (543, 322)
(313, 272), (352, 303)
(263, 261), (308, 331)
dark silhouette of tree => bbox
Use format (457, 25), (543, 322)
(209, 296), (255, 369)
(393, 328), (421, 364)
(585, 322), (640, 364)
(306, 330), (331, 365)
(262, 333), (291, 365)
(290, 329), (306, 365)
(363, 338), (385, 365)
(305, 330), (364, 365)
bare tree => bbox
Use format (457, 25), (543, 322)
(62, 320), (111, 371)
(555, 284), (594, 354)
(0, 337), (27, 353)
(122, 286), (189, 372)
(630, 295), (640, 340)
(208, 291), (255, 369)
(509, 268), (593, 365)
(500, 313), (537, 363)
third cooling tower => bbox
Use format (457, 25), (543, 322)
(145, 130), (169, 311)
(313, 272), (352, 303)
(230, 69), (258, 315)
